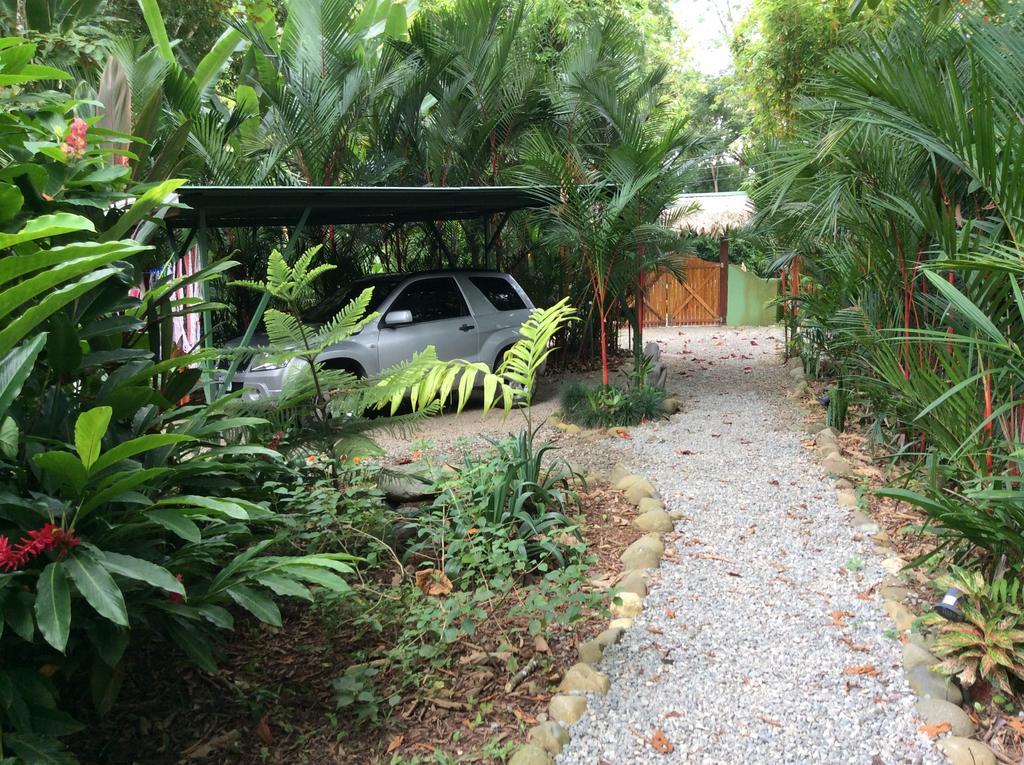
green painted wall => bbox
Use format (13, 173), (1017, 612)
(726, 265), (779, 326)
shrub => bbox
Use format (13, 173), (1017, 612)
(559, 382), (665, 428)
(921, 567), (1024, 696)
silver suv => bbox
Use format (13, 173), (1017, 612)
(228, 270), (536, 397)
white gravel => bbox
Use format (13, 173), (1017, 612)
(555, 326), (943, 765)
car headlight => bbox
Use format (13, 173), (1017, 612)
(250, 355), (285, 372)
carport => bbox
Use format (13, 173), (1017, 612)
(154, 185), (552, 398)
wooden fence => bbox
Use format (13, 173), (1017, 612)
(640, 258), (722, 326)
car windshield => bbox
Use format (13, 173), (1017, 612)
(302, 276), (403, 324)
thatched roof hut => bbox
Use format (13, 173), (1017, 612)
(669, 191), (754, 237)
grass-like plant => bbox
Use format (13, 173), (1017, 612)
(559, 381), (665, 429)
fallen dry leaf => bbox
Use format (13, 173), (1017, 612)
(650, 728), (674, 754)
(255, 715), (273, 746)
(415, 569), (453, 596)
(843, 664), (880, 676)
(646, 626), (664, 635)
(663, 711), (683, 719)
(757, 714), (783, 729)
(918, 722), (951, 738)
(534, 635), (550, 653)
(828, 609), (855, 627)
(665, 609), (676, 619)
(386, 735), (404, 754)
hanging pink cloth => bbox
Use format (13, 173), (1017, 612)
(170, 246), (203, 354)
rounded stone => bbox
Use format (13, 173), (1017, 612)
(548, 694), (587, 725)
(907, 664), (962, 704)
(564, 424), (582, 435)
(822, 455), (853, 477)
(508, 744), (555, 765)
(620, 534), (665, 570)
(527, 721), (571, 755)
(595, 626), (624, 648)
(624, 479), (658, 505)
(608, 463), (629, 484)
(577, 638), (604, 665)
(609, 617), (633, 630)
(615, 474), (644, 491)
(817, 426), (838, 439)
(661, 397), (681, 415)
(882, 557), (908, 576)
(634, 509), (674, 532)
(914, 698), (975, 736)
(836, 490), (858, 508)
(936, 736), (996, 765)
(637, 497), (666, 513)
(878, 584), (909, 601)
(902, 642), (939, 672)
(883, 600), (916, 632)
(611, 591), (644, 618)
(835, 477), (855, 490)
(617, 570), (648, 598)
(558, 663), (610, 694)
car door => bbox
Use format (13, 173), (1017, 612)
(376, 276), (479, 368)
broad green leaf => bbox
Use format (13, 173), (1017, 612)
(0, 181), (23, 223)
(75, 406), (112, 470)
(138, 0), (175, 63)
(100, 178), (183, 242)
(33, 451), (88, 495)
(226, 584), (281, 626)
(0, 333), (46, 421)
(0, 416), (18, 460)
(0, 213), (94, 250)
(147, 509), (201, 542)
(166, 617), (217, 673)
(90, 433), (194, 475)
(100, 551), (184, 595)
(6, 733), (76, 765)
(65, 548), (129, 626)
(35, 562), (71, 651)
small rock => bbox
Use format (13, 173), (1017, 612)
(789, 365), (806, 380)
(383, 470), (436, 502)
(558, 663), (610, 694)
(881, 557), (908, 576)
(914, 698), (974, 736)
(620, 534), (665, 569)
(637, 497), (665, 513)
(872, 530), (892, 544)
(836, 490), (858, 508)
(835, 477), (855, 490)
(595, 627), (624, 648)
(624, 479), (658, 505)
(822, 455), (853, 477)
(661, 397), (681, 415)
(609, 617), (633, 630)
(548, 694), (587, 725)
(805, 419), (827, 435)
(907, 664), (962, 704)
(614, 475), (644, 491)
(786, 383), (807, 399)
(608, 463), (629, 484)
(584, 473), (605, 486)
(936, 736), (996, 765)
(879, 584), (909, 601)
(577, 639), (604, 665)
(617, 571), (647, 598)
(611, 592), (644, 618)
(883, 600), (916, 632)
(527, 722), (571, 755)
(817, 426), (838, 439)
(508, 745), (554, 765)
(634, 509), (674, 532)
(902, 642), (939, 672)
(910, 631), (937, 651)
(564, 424), (582, 435)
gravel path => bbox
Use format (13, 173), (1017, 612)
(556, 326), (942, 765)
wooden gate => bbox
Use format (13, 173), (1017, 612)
(640, 258), (721, 326)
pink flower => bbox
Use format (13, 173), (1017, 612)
(60, 118), (88, 158)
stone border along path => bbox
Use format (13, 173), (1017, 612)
(508, 326), (955, 765)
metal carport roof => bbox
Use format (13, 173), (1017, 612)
(164, 185), (553, 229)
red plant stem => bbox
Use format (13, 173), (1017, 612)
(984, 370), (994, 473)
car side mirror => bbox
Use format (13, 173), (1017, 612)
(383, 309), (413, 327)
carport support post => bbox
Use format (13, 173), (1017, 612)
(719, 234), (729, 324)
(215, 207), (312, 399)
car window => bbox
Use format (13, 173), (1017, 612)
(388, 277), (469, 323)
(470, 276), (527, 311)
(303, 277), (401, 324)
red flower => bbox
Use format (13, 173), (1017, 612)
(168, 573), (185, 603)
(0, 524), (81, 572)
